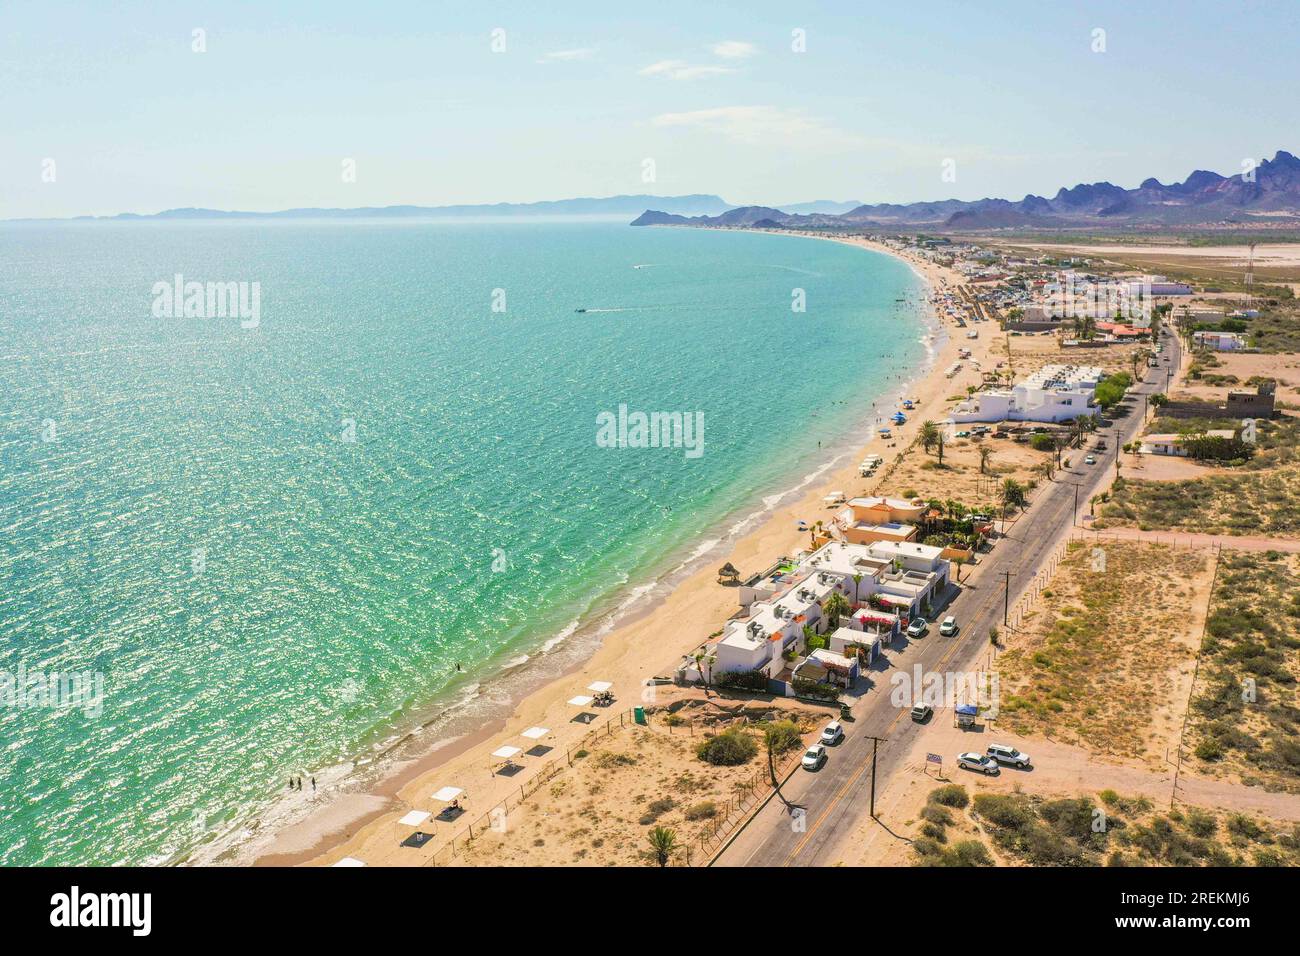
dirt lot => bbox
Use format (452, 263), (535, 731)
(993, 541), (1214, 765)
(1177, 350), (1300, 407)
(1186, 551), (1300, 794)
(829, 721), (1300, 867)
(447, 699), (821, 866)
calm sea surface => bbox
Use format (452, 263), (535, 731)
(0, 220), (926, 864)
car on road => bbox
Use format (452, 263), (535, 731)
(957, 752), (1001, 776)
(955, 430), (971, 438)
(986, 744), (1032, 768)
(907, 618), (928, 638)
(820, 721), (844, 745)
(910, 703), (932, 722)
(1084, 454), (1097, 465)
(802, 744), (828, 771)
(939, 615), (958, 636)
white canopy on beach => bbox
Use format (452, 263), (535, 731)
(587, 681), (613, 693)
(521, 726), (549, 740)
(491, 745), (521, 759)
(398, 810), (430, 827)
(332, 857), (366, 867)
(567, 695), (594, 707)
(431, 786), (463, 803)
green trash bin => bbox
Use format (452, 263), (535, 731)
(634, 706), (646, 725)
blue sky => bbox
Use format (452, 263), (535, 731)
(3, 0), (1298, 218)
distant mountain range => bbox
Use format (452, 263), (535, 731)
(21, 194), (734, 223)
(631, 150), (1300, 232)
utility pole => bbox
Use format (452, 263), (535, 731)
(864, 734), (887, 818)
(1001, 569), (1012, 626)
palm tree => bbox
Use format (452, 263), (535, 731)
(1037, 460), (1055, 483)
(999, 478), (1027, 514)
(936, 433), (946, 466)
(647, 826), (678, 867)
(763, 721), (801, 800)
(919, 420), (940, 454)
(978, 445), (993, 475)
(1089, 494), (1100, 517)
(952, 554), (967, 583)
(823, 591), (851, 629)
(692, 649), (716, 695)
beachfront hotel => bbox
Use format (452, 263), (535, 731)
(949, 363), (1106, 424)
(683, 539), (950, 684)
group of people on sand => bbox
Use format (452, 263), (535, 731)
(287, 775), (315, 792)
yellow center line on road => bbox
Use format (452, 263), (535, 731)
(779, 599), (988, 866)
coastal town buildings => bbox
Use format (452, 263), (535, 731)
(686, 538), (950, 683)
(950, 363), (1105, 423)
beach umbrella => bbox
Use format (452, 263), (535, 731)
(490, 745), (522, 775)
(395, 809), (432, 847)
(431, 786), (464, 803)
(586, 681), (613, 693)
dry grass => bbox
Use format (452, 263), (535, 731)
(1188, 551), (1300, 793)
(1099, 416), (1300, 537)
(916, 785), (1300, 867)
(995, 542), (1213, 762)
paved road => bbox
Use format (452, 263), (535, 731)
(715, 334), (1181, 867)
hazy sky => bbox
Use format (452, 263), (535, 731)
(3, 0), (1298, 219)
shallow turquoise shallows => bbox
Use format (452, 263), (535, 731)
(0, 220), (925, 864)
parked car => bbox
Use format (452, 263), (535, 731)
(907, 618), (928, 638)
(820, 721), (844, 745)
(955, 430), (971, 438)
(986, 744), (1032, 768)
(1084, 455), (1097, 465)
(939, 616), (958, 636)
(910, 703), (932, 722)
(969, 513), (992, 524)
(957, 752), (1001, 776)
(802, 744), (828, 771)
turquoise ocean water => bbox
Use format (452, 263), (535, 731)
(0, 220), (927, 864)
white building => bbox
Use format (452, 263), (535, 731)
(950, 363), (1105, 424)
(1193, 330), (1246, 351)
(695, 539), (950, 679)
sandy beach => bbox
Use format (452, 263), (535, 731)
(237, 233), (990, 867)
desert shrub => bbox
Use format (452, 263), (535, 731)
(920, 821), (948, 842)
(1226, 814), (1265, 841)
(713, 669), (769, 692)
(920, 804), (953, 826)
(683, 801), (716, 821)
(929, 784), (969, 809)
(973, 793), (1033, 829)
(695, 728), (757, 766)
(1185, 809), (1218, 838)
(638, 797), (676, 826)
(939, 840), (994, 867)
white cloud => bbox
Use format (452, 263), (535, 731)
(638, 59), (736, 80)
(649, 105), (863, 149)
(538, 48), (595, 63)
(710, 40), (758, 59)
